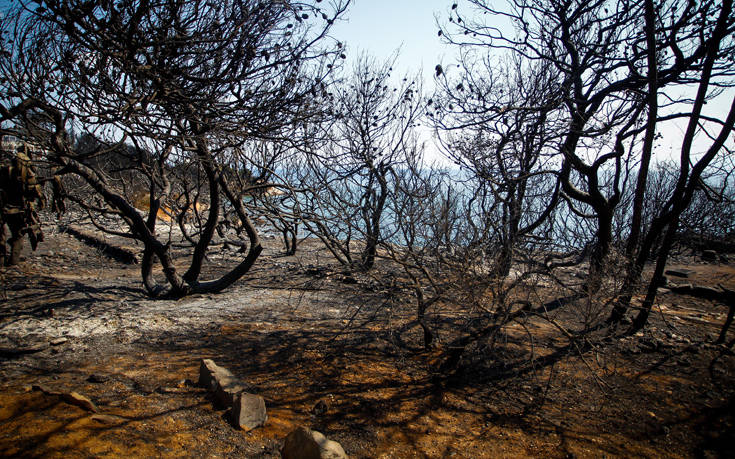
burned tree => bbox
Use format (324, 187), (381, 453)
(433, 56), (562, 279)
(438, 0), (653, 292)
(441, 0), (735, 321)
(0, 0), (348, 296)
(299, 54), (424, 270)
(621, 0), (735, 330)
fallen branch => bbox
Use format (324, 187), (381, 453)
(60, 225), (138, 265)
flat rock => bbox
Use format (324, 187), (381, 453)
(281, 426), (348, 459)
(665, 268), (695, 278)
(33, 385), (98, 412)
(231, 393), (267, 431)
(64, 392), (98, 412)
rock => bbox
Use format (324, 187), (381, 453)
(231, 393), (267, 431)
(215, 381), (248, 408)
(281, 426), (348, 459)
(198, 359), (250, 408)
(665, 268), (695, 278)
(64, 392), (99, 413)
(87, 374), (109, 383)
(312, 399), (329, 416)
(719, 254), (729, 264)
(198, 359), (222, 390)
(669, 283), (693, 293)
(702, 250), (718, 262)
(639, 337), (661, 353)
(50, 337), (68, 346)
(33, 385), (98, 412)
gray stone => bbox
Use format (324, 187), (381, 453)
(198, 359), (248, 407)
(281, 426), (348, 459)
(231, 393), (267, 431)
(215, 380), (248, 408)
(665, 268), (695, 278)
(198, 359), (220, 391)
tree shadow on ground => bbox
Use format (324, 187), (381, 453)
(108, 296), (732, 458)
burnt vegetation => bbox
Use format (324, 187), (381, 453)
(1, 0), (735, 455)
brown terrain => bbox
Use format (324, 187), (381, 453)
(0, 217), (733, 458)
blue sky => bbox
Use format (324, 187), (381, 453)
(330, 0), (456, 87)
(328, 0), (734, 165)
(328, 0), (461, 161)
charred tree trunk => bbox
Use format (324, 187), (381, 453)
(629, 0), (735, 332)
(415, 287), (435, 350)
(282, 224), (298, 256)
(587, 212), (613, 294)
(609, 0), (659, 325)
(360, 165), (389, 271)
